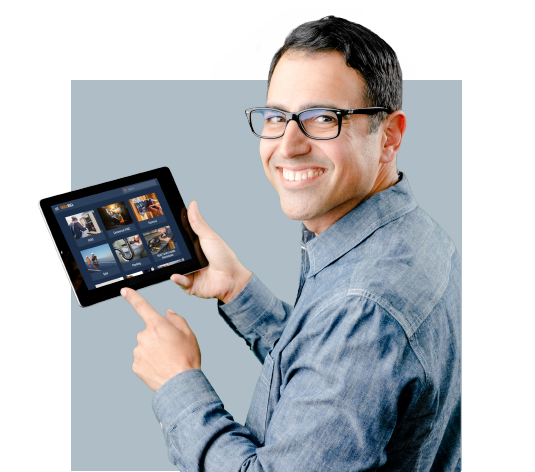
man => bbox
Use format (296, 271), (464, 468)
(69, 216), (87, 239)
(121, 16), (461, 471)
(112, 208), (125, 224)
(157, 226), (173, 243)
(91, 253), (99, 270)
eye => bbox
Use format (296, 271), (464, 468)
(315, 114), (335, 123)
(265, 114), (285, 124)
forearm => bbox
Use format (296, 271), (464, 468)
(153, 370), (261, 472)
(218, 273), (293, 362)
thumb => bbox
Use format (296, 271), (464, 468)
(187, 200), (218, 240)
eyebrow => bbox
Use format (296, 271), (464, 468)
(265, 103), (344, 112)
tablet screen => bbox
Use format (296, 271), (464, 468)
(50, 177), (192, 291)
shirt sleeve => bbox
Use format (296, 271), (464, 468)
(217, 273), (294, 363)
(152, 295), (425, 472)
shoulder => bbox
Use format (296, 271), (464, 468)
(343, 206), (460, 337)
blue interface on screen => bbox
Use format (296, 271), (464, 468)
(51, 178), (191, 290)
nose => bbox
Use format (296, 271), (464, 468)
(277, 119), (312, 160)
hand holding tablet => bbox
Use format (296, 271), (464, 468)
(169, 200), (252, 304)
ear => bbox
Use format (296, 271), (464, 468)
(380, 111), (407, 164)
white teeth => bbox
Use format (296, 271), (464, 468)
(281, 168), (325, 181)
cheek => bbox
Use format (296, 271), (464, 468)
(259, 140), (275, 168)
(322, 140), (359, 174)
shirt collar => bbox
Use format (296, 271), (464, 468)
(303, 173), (418, 278)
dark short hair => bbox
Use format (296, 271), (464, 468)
(268, 16), (402, 133)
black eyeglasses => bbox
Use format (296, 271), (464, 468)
(245, 106), (391, 140)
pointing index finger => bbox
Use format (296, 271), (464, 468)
(121, 287), (161, 326)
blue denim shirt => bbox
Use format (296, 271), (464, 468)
(153, 174), (461, 471)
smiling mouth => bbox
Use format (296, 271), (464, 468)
(278, 167), (326, 182)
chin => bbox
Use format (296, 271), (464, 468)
(279, 198), (322, 221)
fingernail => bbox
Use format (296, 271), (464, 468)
(167, 308), (176, 314)
(120, 288), (126, 298)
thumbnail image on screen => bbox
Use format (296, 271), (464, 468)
(157, 260), (181, 270)
(97, 201), (133, 231)
(111, 234), (149, 264)
(65, 210), (102, 240)
(80, 244), (119, 273)
(128, 193), (163, 222)
(142, 226), (175, 256)
(95, 277), (124, 288)
(126, 268), (153, 279)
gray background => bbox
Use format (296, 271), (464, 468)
(0, 9), (535, 471)
(71, 80), (461, 471)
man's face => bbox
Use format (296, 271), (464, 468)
(261, 51), (385, 232)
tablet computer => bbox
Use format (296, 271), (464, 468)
(39, 167), (208, 307)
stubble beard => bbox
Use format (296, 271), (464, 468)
(278, 186), (336, 222)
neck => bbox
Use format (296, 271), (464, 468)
(303, 164), (399, 236)
(367, 163), (400, 198)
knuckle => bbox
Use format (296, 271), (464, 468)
(133, 346), (141, 358)
(152, 323), (162, 336)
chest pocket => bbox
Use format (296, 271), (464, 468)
(245, 352), (275, 446)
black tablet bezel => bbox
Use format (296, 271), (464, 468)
(39, 167), (208, 308)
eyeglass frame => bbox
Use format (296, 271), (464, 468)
(244, 106), (392, 140)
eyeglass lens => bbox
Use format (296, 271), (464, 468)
(250, 109), (339, 138)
